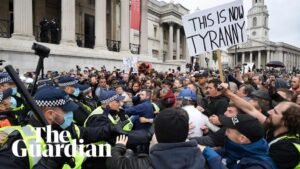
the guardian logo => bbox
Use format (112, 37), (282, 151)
(12, 125), (111, 158)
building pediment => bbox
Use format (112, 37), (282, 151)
(228, 38), (274, 49)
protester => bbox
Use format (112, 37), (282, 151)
(220, 82), (300, 169)
(200, 114), (277, 169)
(107, 108), (222, 169)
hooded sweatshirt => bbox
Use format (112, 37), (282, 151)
(150, 140), (205, 169)
(222, 138), (277, 169)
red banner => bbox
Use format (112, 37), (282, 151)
(130, 0), (141, 30)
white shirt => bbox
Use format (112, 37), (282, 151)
(182, 105), (219, 138)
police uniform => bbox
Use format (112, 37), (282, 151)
(0, 73), (28, 126)
(57, 76), (91, 126)
(0, 86), (128, 169)
(83, 90), (133, 169)
(77, 83), (97, 112)
(0, 88), (18, 127)
(269, 133), (300, 169)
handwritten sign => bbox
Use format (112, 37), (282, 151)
(182, 0), (247, 55)
(123, 56), (138, 73)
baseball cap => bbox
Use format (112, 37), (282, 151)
(219, 114), (265, 143)
(177, 88), (197, 102)
(250, 90), (271, 101)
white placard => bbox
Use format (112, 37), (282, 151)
(182, 0), (247, 56)
(123, 56), (138, 73)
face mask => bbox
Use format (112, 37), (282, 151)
(73, 88), (80, 97)
(59, 111), (73, 129)
(10, 97), (17, 109)
(11, 87), (17, 95)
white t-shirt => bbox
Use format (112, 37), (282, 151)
(182, 105), (219, 138)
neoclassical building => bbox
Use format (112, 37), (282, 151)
(227, 0), (300, 71)
(0, 0), (189, 72)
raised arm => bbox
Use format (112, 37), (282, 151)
(220, 83), (267, 124)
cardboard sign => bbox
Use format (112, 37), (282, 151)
(182, 0), (247, 55)
(123, 56), (138, 73)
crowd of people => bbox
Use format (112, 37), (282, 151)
(0, 64), (299, 169)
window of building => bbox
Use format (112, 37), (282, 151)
(152, 50), (159, 58)
(264, 17), (267, 27)
(88, 0), (95, 5)
(154, 26), (157, 38)
(164, 30), (167, 40)
(255, 0), (258, 3)
(253, 17), (257, 27)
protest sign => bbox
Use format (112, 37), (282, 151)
(182, 0), (247, 56)
(123, 56), (138, 73)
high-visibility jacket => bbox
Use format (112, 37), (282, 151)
(84, 106), (133, 132)
(269, 134), (300, 169)
(0, 125), (85, 169)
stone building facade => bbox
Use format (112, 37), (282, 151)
(227, 0), (300, 71)
(0, 0), (189, 72)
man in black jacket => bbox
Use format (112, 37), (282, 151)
(202, 79), (229, 117)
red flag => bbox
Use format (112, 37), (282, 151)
(130, 0), (141, 30)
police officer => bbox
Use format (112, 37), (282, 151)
(0, 73), (29, 125)
(39, 17), (49, 43)
(77, 83), (97, 112)
(0, 88), (18, 127)
(0, 86), (127, 169)
(57, 76), (90, 126)
(83, 90), (133, 169)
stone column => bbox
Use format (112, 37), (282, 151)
(140, 0), (148, 55)
(183, 34), (187, 60)
(111, 0), (117, 40)
(94, 0), (107, 50)
(296, 55), (300, 68)
(280, 51), (284, 62)
(249, 52), (253, 63)
(296, 55), (298, 69)
(176, 27), (180, 60)
(185, 36), (189, 61)
(242, 52), (245, 64)
(120, 0), (130, 52)
(61, 0), (76, 45)
(160, 25), (164, 60)
(258, 51), (261, 69)
(12, 0), (34, 40)
(168, 23), (174, 60)
(267, 50), (270, 63)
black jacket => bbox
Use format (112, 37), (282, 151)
(70, 95), (91, 126)
(203, 95), (229, 117)
(106, 144), (152, 169)
(107, 141), (207, 169)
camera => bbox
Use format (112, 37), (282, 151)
(32, 43), (50, 57)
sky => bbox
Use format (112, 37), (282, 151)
(162, 0), (300, 48)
